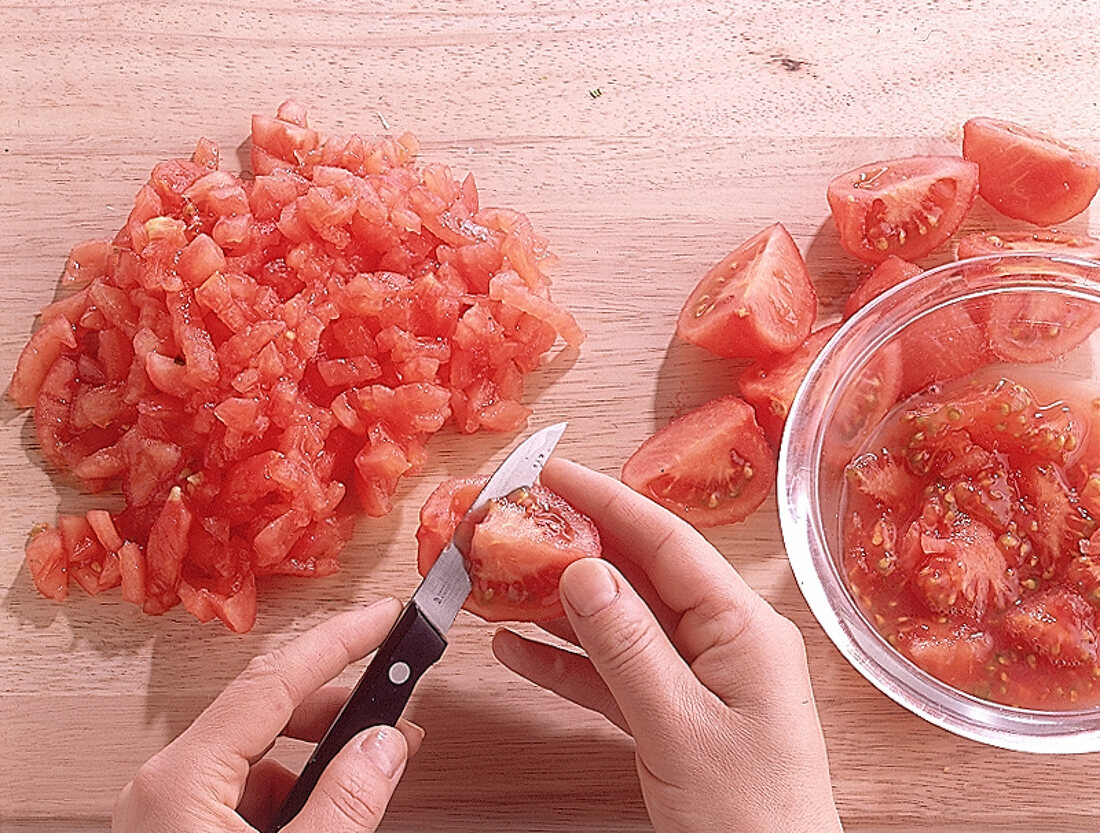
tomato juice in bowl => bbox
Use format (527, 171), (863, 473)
(779, 253), (1100, 753)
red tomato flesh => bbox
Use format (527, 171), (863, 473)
(12, 103), (583, 631)
(416, 476), (601, 622)
(843, 255), (923, 319)
(739, 323), (840, 445)
(621, 395), (775, 528)
(675, 223), (817, 360)
(962, 117), (1100, 226)
(827, 156), (978, 264)
(843, 376), (1100, 709)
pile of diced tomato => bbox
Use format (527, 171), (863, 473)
(13, 101), (582, 632)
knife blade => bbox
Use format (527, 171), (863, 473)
(267, 421), (567, 831)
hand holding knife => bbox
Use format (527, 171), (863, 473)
(267, 421), (567, 831)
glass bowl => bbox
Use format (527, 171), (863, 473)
(779, 252), (1100, 753)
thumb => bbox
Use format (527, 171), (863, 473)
(559, 558), (698, 742)
(282, 725), (408, 833)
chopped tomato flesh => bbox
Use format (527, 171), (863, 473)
(844, 376), (1100, 709)
(13, 103), (582, 630)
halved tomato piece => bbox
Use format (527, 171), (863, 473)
(621, 395), (775, 527)
(416, 476), (601, 622)
(843, 255), (923, 318)
(827, 156), (978, 264)
(956, 230), (1100, 261)
(675, 223), (816, 360)
(962, 117), (1100, 226)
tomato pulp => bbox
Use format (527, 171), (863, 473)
(416, 476), (601, 622)
(843, 375), (1100, 709)
(12, 102), (583, 631)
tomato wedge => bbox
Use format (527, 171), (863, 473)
(962, 117), (1100, 226)
(984, 289), (1100, 364)
(956, 230), (1100, 261)
(416, 476), (601, 622)
(827, 156), (978, 264)
(739, 323), (840, 444)
(675, 223), (817, 360)
(621, 396), (775, 527)
(843, 256), (923, 318)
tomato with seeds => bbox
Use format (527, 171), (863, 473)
(621, 396), (775, 528)
(843, 375), (1100, 709)
(416, 476), (601, 622)
(827, 156), (978, 264)
(962, 117), (1100, 226)
(675, 223), (816, 360)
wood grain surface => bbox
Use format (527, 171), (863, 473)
(3, 1), (1100, 831)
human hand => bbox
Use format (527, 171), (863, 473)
(492, 459), (844, 833)
(112, 597), (423, 833)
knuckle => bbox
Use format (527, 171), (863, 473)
(592, 609), (661, 677)
(241, 648), (299, 711)
(323, 769), (389, 828)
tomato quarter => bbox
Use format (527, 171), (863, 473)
(962, 117), (1100, 226)
(827, 156), (978, 264)
(675, 223), (816, 360)
(621, 395), (775, 527)
(416, 476), (601, 622)
(956, 230), (1100, 261)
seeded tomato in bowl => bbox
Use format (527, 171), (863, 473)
(780, 253), (1100, 753)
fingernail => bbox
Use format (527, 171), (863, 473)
(562, 559), (619, 617)
(362, 726), (405, 779)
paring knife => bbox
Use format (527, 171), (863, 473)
(267, 421), (567, 832)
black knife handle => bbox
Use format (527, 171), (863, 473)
(266, 602), (447, 832)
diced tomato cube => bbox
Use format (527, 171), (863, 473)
(10, 316), (78, 408)
(26, 526), (68, 602)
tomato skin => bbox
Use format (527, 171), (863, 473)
(827, 156), (978, 264)
(621, 396), (775, 527)
(962, 117), (1100, 226)
(675, 223), (817, 360)
(416, 476), (601, 622)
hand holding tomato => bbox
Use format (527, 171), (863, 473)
(493, 459), (843, 833)
(112, 598), (422, 833)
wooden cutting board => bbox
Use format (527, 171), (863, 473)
(3, 2), (1100, 831)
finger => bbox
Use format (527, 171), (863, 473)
(238, 758), (297, 831)
(282, 725), (409, 833)
(536, 616), (579, 646)
(492, 628), (628, 732)
(557, 557), (707, 751)
(239, 721), (424, 831)
(183, 597), (403, 766)
(284, 687), (427, 751)
(283, 685), (353, 741)
(542, 458), (769, 663)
